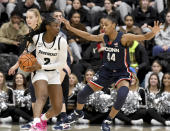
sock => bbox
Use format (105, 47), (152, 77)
(106, 116), (112, 121)
(75, 109), (83, 115)
(33, 118), (41, 125)
(41, 114), (48, 121)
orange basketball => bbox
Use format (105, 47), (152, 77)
(19, 53), (37, 72)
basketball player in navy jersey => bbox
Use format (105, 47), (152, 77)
(62, 12), (161, 131)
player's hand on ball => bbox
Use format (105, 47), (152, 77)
(25, 61), (42, 72)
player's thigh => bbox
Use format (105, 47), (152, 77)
(48, 84), (63, 106)
(33, 80), (48, 98)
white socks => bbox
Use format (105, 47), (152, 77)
(33, 118), (41, 125)
(41, 114), (48, 121)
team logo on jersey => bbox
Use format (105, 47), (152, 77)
(114, 42), (118, 47)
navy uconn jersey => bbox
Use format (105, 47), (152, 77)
(103, 31), (130, 71)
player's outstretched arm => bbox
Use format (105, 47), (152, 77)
(62, 18), (104, 42)
(122, 21), (162, 46)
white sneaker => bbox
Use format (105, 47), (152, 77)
(131, 119), (143, 125)
(115, 118), (124, 125)
(165, 121), (170, 126)
(151, 119), (162, 125)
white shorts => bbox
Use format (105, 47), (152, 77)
(31, 70), (61, 84)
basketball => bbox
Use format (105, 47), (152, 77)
(19, 53), (37, 72)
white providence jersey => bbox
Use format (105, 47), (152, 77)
(28, 33), (67, 71)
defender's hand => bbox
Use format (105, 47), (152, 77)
(148, 21), (162, 35)
(61, 18), (71, 30)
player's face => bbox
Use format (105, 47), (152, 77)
(73, 0), (81, 10)
(151, 62), (162, 73)
(26, 11), (38, 29)
(163, 74), (170, 87)
(71, 13), (80, 24)
(103, 19), (116, 35)
(85, 71), (94, 83)
(0, 72), (4, 85)
(15, 74), (24, 86)
(125, 16), (134, 27)
(166, 12), (170, 24)
(149, 75), (158, 87)
(48, 22), (60, 35)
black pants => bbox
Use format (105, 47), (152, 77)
(143, 108), (166, 125)
(0, 106), (33, 123)
(116, 109), (146, 125)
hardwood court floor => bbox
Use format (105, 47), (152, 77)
(0, 124), (169, 131)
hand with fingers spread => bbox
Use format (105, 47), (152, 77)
(148, 21), (162, 35)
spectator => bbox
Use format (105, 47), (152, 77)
(8, 73), (32, 123)
(65, 11), (88, 62)
(156, 72), (170, 121)
(95, 0), (122, 28)
(67, 73), (79, 113)
(66, 0), (90, 27)
(39, 0), (56, 17)
(150, 0), (168, 13)
(159, 0), (170, 23)
(144, 72), (170, 126)
(153, 11), (170, 56)
(6, 0), (39, 19)
(132, 0), (158, 33)
(112, 0), (138, 23)
(0, 71), (16, 122)
(144, 60), (163, 88)
(119, 14), (143, 35)
(127, 31), (149, 85)
(13, 0), (39, 18)
(0, 10), (29, 55)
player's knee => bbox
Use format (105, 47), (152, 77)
(77, 85), (94, 104)
(113, 86), (129, 110)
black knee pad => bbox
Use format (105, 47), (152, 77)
(77, 85), (94, 104)
(113, 86), (129, 110)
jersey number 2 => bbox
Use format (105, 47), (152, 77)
(107, 53), (115, 61)
(44, 58), (50, 65)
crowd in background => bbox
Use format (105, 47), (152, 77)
(0, 0), (170, 127)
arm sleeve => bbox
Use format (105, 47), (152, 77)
(41, 37), (68, 70)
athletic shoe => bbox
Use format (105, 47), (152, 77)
(66, 110), (84, 124)
(20, 122), (33, 129)
(101, 119), (112, 131)
(29, 122), (44, 131)
(40, 115), (48, 131)
(52, 121), (71, 130)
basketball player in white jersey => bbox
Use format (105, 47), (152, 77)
(27, 15), (68, 131)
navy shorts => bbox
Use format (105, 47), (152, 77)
(89, 66), (132, 89)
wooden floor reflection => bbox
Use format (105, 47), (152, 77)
(0, 124), (169, 131)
